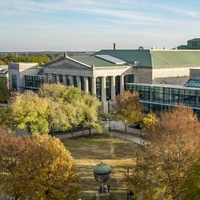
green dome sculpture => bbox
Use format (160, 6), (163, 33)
(93, 162), (111, 175)
(93, 162), (111, 183)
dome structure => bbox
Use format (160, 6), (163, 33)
(93, 162), (111, 183)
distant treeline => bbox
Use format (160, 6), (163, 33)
(0, 53), (64, 66)
(0, 51), (95, 66)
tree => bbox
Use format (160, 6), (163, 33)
(46, 99), (75, 135)
(39, 84), (102, 134)
(129, 105), (200, 200)
(0, 134), (79, 200)
(0, 77), (10, 103)
(0, 60), (6, 65)
(2, 53), (51, 66)
(0, 134), (30, 199)
(111, 90), (143, 137)
(140, 112), (158, 131)
(80, 93), (102, 134)
(0, 108), (6, 134)
(183, 158), (200, 200)
(3, 90), (49, 134)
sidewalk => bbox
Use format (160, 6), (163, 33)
(55, 121), (143, 145)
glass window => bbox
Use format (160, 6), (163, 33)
(115, 76), (120, 95)
(106, 77), (111, 100)
(80, 76), (84, 91)
(96, 77), (101, 100)
(11, 74), (17, 91)
(60, 75), (63, 83)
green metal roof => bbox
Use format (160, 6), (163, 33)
(96, 50), (152, 67)
(188, 38), (200, 42)
(72, 55), (126, 67)
(95, 49), (200, 68)
(150, 50), (200, 67)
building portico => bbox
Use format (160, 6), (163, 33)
(42, 54), (134, 112)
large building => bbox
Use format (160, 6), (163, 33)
(126, 68), (200, 116)
(42, 53), (134, 112)
(96, 48), (200, 85)
(177, 38), (200, 50)
(6, 41), (200, 113)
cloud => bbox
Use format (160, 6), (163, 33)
(0, 0), (200, 51)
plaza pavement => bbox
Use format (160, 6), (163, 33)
(55, 120), (143, 145)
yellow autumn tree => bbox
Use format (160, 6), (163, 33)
(111, 90), (143, 137)
(0, 134), (79, 200)
(0, 134), (30, 199)
(140, 112), (158, 131)
(14, 134), (79, 200)
(129, 105), (200, 200)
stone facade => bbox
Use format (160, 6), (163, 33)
(8, 63), (39, 92)
(43, 55), (134, 112)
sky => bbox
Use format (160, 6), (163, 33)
(0, 0), (200, 52)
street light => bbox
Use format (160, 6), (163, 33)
(139, 124), (142, 145)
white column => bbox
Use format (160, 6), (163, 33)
(77, 76), (81, 89)
(101, 76), (107, 102)
(92, 77), (96, 97)
(63, 75), (67, 85)
(70, 76), (74, 86)
(49, 74), (53, 83)
(44, 74), (48, 83)
(53, 74), (56, 83)
(56, 75), (60, 83)
(84, 77), (89, 93)
(120, 75), (124, 94)
(111, 76), (116, 100)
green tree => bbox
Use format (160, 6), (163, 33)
(80, 93), (102, 134)
(46, 99), (75, 135)
(140, 112), (158, 131)
(0, 60), (6, 65)
(129, 105), (200, 200)
(2, 53), (50, 66)
(111, 90), (143, 137)
(2, 90), (49, 134)
(0, 134), (79, 200)
(39, 84), (102, 134)
(0, 77), (10, 103)
(183, 158), (200, 200)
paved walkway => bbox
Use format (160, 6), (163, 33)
(55, 121), (144, 145)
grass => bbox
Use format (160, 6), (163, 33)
(62, 134), (138, 200)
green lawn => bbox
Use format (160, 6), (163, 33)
(62, 134), (138, 200)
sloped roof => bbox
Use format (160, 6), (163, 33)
(96, 49), (151, 66)
(150, 50), (200, 67)
(96, 49), (200, 68)
(71, 55), (128, 67)
(188, 38), (200, 42)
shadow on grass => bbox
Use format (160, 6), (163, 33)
(62, 134), (138, 200)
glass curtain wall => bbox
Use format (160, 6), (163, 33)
(126, 83), (200, 115)
(11, 74), (17, 91)
(24, 75), (44, 89)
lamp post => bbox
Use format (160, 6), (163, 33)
(139, 124), (142, 145)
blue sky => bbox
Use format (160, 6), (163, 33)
(0, 0), (200, 52)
